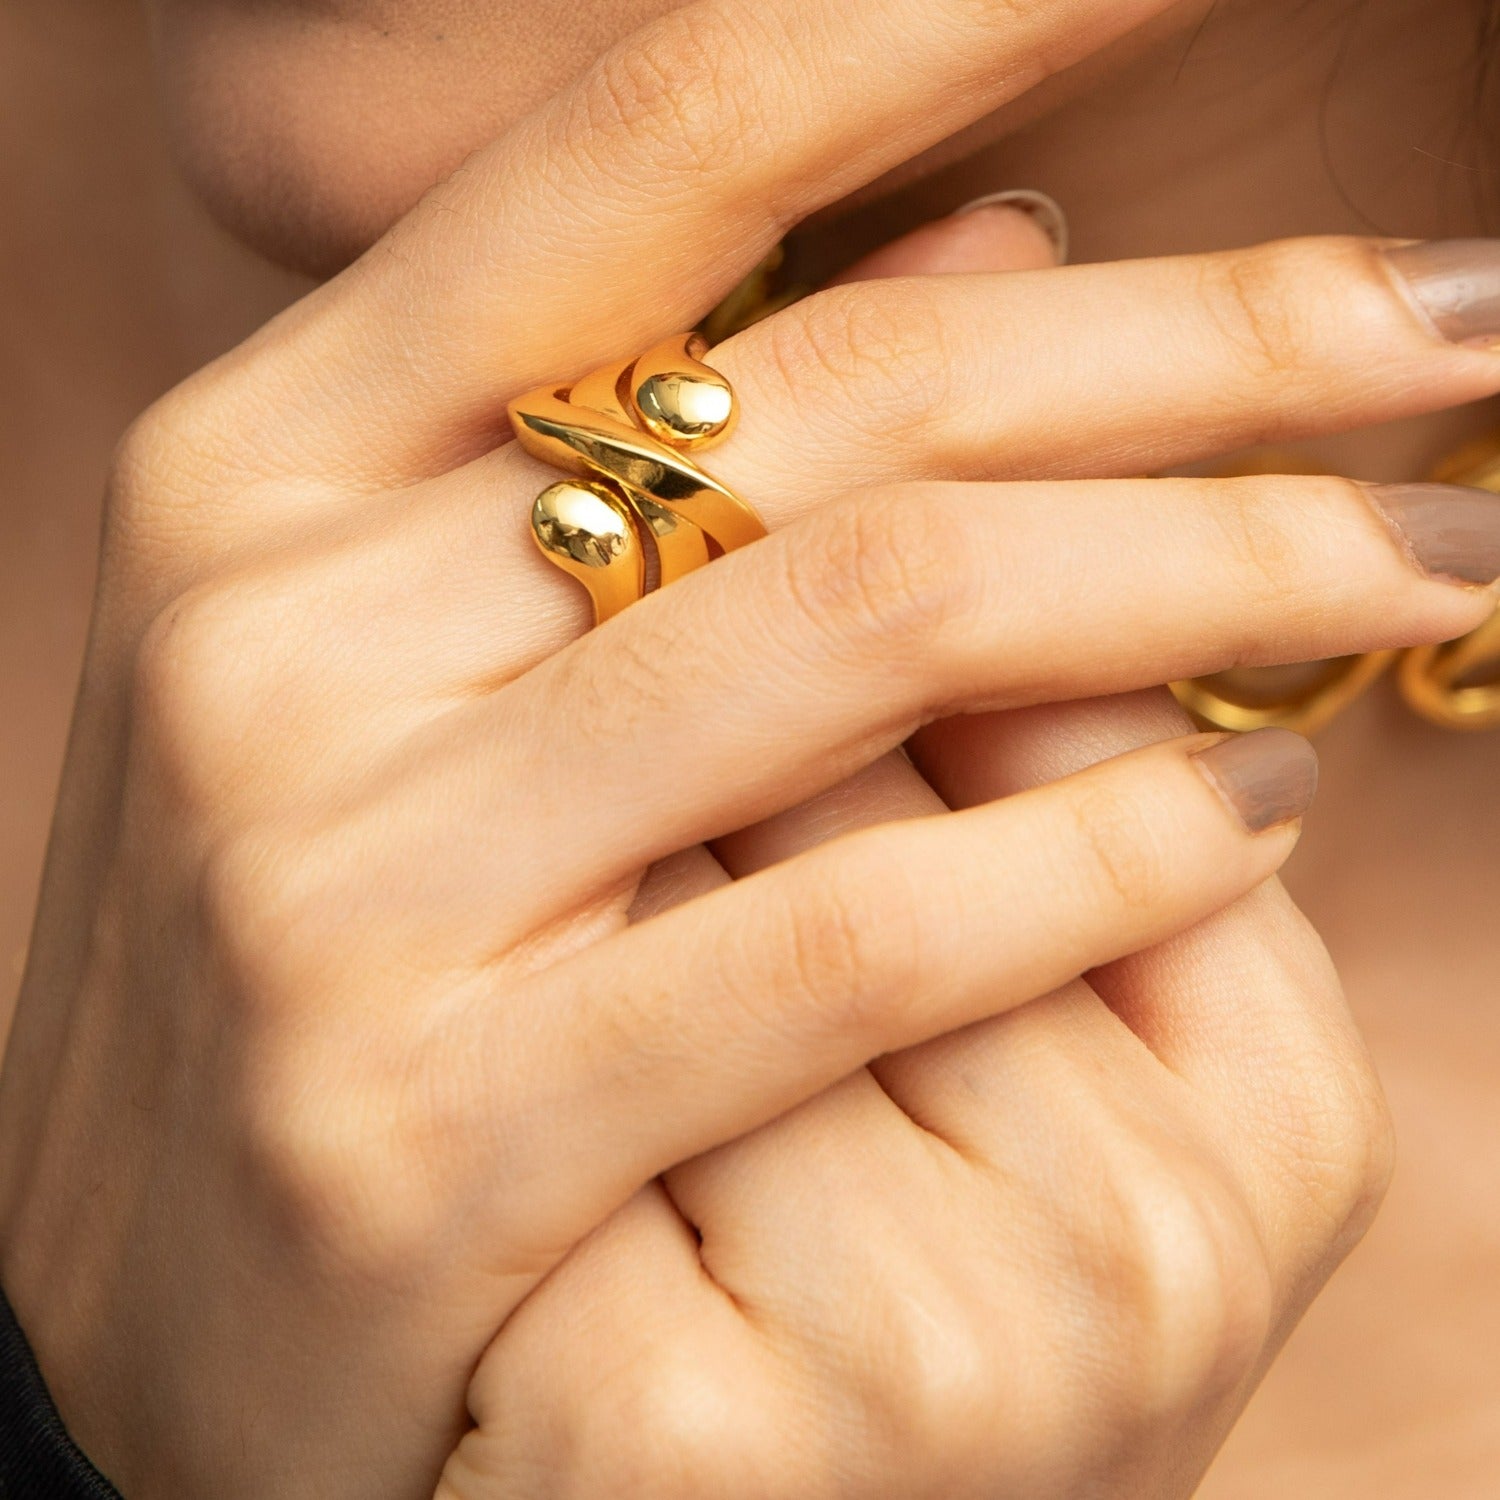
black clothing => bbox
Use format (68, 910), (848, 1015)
(0, 1285), (121, 1498)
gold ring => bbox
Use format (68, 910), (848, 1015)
(508, 334), (766, 624)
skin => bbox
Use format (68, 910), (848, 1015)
(142, 0), (1219, 279)
(0, 0), (1494, 1494)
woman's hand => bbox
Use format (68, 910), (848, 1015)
(5, 0), (1500, 1497)
(453, 691), (1384, 1500)
(438, 212), (1417, 1500)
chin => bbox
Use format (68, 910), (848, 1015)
(146, 0), (1195, 280)
(147, 0), (678, 278)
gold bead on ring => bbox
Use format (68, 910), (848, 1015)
(508, 334), (764, 625)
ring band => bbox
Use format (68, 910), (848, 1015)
(508, 334), (766, 624)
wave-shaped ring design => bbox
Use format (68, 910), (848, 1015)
(507, 334), (767, 625)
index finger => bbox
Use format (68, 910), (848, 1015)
(235, 0), (1182, 486)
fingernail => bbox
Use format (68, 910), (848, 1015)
(1384, 240), (1500, 348)
(1362, 481), (1500, 586)
(954, 189), (1069, 264)
(1192, 728), (1319, 835)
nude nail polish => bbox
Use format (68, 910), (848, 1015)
(954, 189), (1070, 264)
(1385, 240), (1500, 347)
(1192, 728), (1319, 835)
(1363, 482), (1500, 587)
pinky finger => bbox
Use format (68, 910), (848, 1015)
(445, 728), (1318, 1251)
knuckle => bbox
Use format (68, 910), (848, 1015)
(919, 0), (1054, 48)
(110, 403), (180, 514)
(226, 915), (458, 1286)
(581, 13), (763, 185)
(1212, 482), (1302, 603)
(110, 390), (212, 512)
(1299, 1066), (1396, 1251)
(1231, 919), (1396, 1255)
(107, 378), (258, 552)
(763, 283), (952, 442)
(1276, 1016), (1396, 1251)
(556, 610), (681, 755)
(195, 827), (339, 1014)
(1206, 243), (1320, 387)
(853, 1275), (997, 1464)
(782, 493), (971, 668)
(952, 0), (1050, 23)
(1083, 1151), (1274, 1418)
(1066, 779), (1172, 915)
(774, 845), (921, 1042)
(107, 404), (198, 558)
(130, 586), (263, 808)
(241, 1051), (438, 1289)
(575, 1351), (774, 1497)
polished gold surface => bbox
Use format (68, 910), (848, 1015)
(629, 334), (738, 450)
(1398, 610), (1500, 730)
(1173, 653), (1402, 737)
(628, 490), (713, 582)
(510, 334), (765, 623)
(567, 358), (635, 428)
(531, 480), (644, 624)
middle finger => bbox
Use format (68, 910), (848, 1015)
(706, 234), (1500, 506)
(216, 236), (1500, 730)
